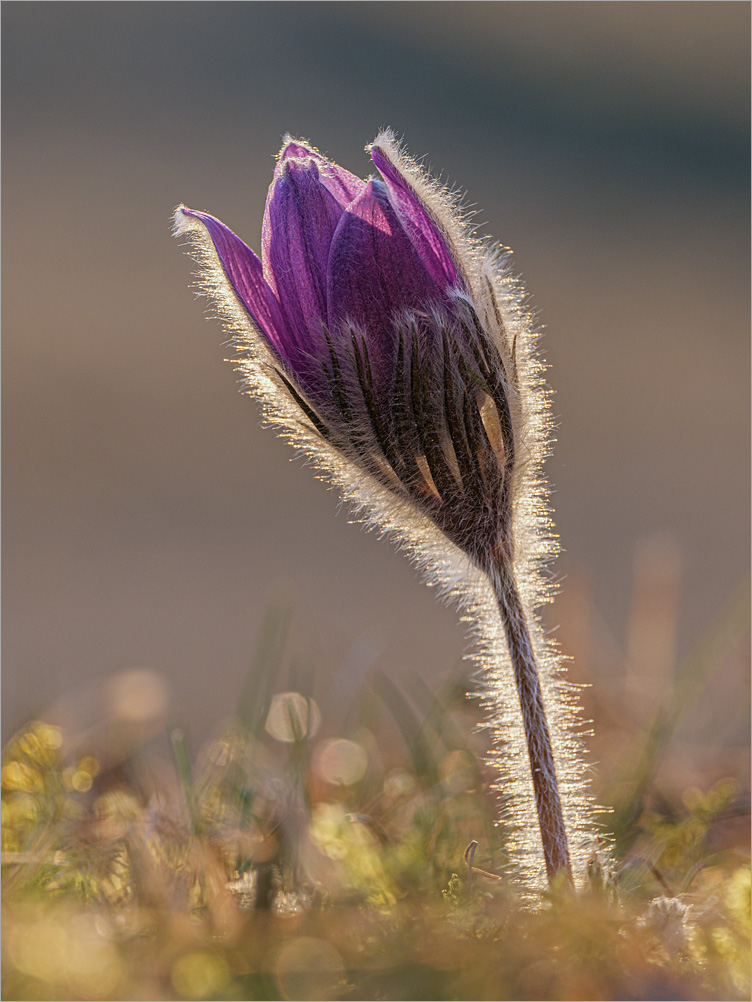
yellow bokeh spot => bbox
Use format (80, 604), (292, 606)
(383, 767), (416, 799)
(7, 918), (68, 981)
(36, 723), (63, 750)
(171, 950), (230, 1000)
(78, 756), (99, 776)
(309, 802), (349, 860)
(265, 692), (321, 743)
(313, 738), (368, 786)
(70, 770), (93, 793)
(1, 761), (44, 792)
(725, 865), (751, 926)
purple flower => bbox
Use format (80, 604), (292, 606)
(180, 140), (466, 391)
(176, 135), (515, 564)
(175, 134), (589, 889)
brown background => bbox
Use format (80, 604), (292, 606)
(3, 4), (749, 763)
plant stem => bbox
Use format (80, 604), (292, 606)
(491, 557), (573, 887)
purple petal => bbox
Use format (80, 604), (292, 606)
(262, 159), (347, 352)
(370, 144), (465, 293)
(276, 139), (365, 210)
(180, 207), (285, 349)
(180, 207), (330, 399)
(326, 178), (445, 388)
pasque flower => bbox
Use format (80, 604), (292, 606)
(175, 133), (596, 890)
(177, 140), (509, 563)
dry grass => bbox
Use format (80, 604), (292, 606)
(3, 572), (749, 1001)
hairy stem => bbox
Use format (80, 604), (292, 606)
(491, 557), (573, 887)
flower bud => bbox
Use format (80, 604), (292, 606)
(175, 133), (521, 571)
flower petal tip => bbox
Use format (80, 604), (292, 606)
(368, 127), (399, 155)
(368, 132), (405, 178)
(172, 204), (198, 238)
(277, 135), (321, 164)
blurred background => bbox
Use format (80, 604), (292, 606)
(3, 3), (749, 801)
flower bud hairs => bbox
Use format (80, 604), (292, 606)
(174, 131), (598, 892)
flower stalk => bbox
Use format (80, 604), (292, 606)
(490, 556), (572, 885)
(174, 131), (597, 890)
